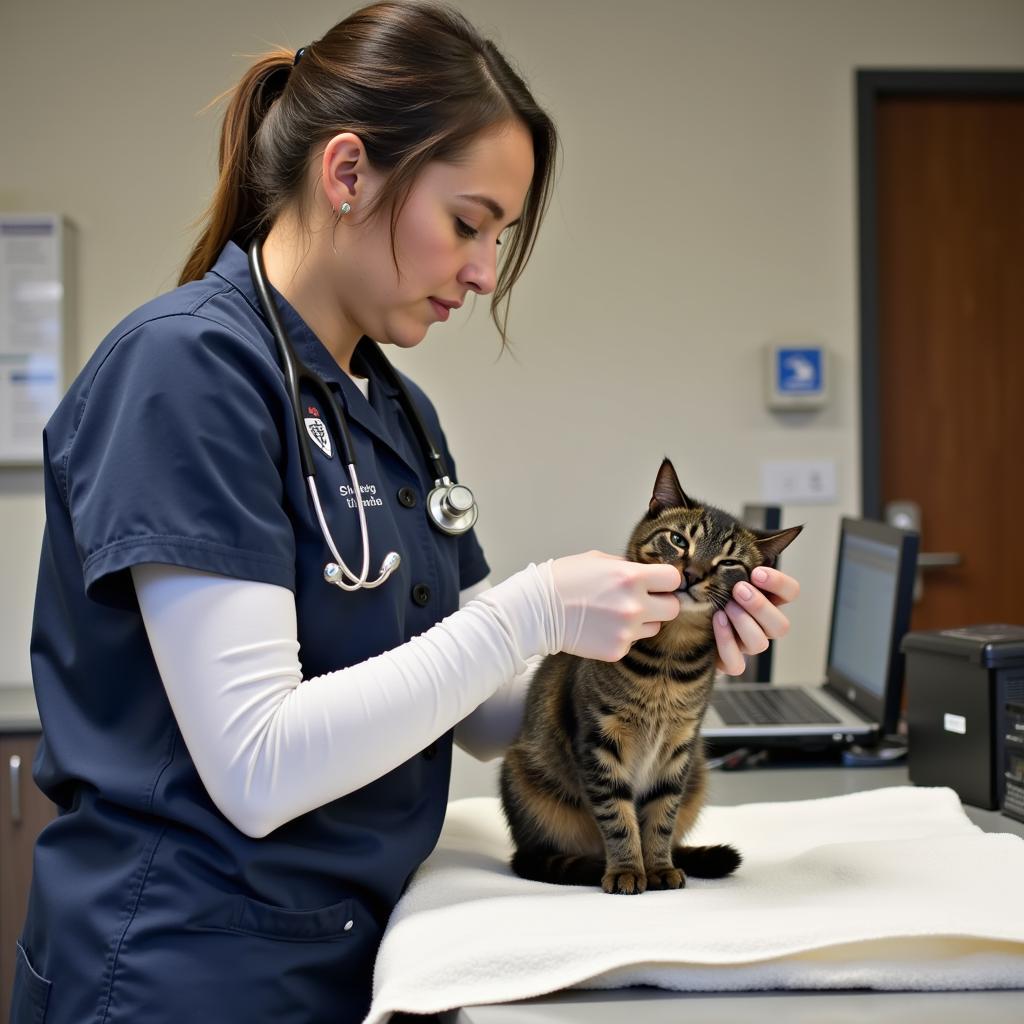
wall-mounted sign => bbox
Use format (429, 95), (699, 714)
(765, 343), (828, 411)
(0, 214), (73, 464)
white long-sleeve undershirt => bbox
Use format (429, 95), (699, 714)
(452, 576), (543, 760)
(131, 562), (553, 838)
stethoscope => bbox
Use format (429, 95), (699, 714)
(247, 237), (478, 592)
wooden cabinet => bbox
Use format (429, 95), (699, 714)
(0, 732), (56, 1013)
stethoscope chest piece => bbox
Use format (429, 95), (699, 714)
(427, 479), (478, 536)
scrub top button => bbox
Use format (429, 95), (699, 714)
(397, 486), (417, 508)
(411, 583), (431, 607)
(423, 742), (438, 760)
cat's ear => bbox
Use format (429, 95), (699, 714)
(750, 525), (804, 567)
(648, 458), (694, 516)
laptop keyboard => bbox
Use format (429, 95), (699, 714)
(711, 687), (841, 726)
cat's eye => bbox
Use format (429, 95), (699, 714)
(669, 531), (686, 547)
(718, 559), (742, 568)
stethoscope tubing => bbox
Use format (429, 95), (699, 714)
(246, 236), (477, 592)
(249, 238), (381, 590)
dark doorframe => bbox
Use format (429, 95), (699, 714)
(856, 69), (1024, 520)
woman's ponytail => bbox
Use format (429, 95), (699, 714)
(178, 50), (293, 286)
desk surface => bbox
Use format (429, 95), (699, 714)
(0, 686), (40, 732)
(441, 765), (1024, 1024)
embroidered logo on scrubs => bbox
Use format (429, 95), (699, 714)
(304, 405), (333, 459)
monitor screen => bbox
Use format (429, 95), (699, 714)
(740, 504), (781, 532)
(828, 531), (902, 697)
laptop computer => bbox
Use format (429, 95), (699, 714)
(702, 517), (919, 749)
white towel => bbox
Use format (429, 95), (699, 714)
(365, 787), (1024, 1023)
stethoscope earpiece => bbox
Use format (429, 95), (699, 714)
(323, 550), (401, 591)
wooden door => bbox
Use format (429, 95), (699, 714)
(866, 81), (1024, 631)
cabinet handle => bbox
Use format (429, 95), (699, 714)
(9, 754), (21, 824)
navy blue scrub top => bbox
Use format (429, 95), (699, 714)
(15, 239), (489, 1024)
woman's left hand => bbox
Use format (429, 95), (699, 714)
(712, 566), (801, 676)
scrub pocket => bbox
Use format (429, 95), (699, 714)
(220, 893), (357, 941)
(11, 942), (52, 1023)
(181, 894), (380, 1022)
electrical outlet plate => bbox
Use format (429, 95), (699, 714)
(759, 458), (838, 504)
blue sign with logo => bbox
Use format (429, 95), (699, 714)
(776, 347), (824, 395)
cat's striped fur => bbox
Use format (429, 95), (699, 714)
(500, 459), (802, 894)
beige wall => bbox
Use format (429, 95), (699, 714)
(1, 0), (1021, 731)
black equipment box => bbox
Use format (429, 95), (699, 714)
(901, 624), (1024, 811)
(1004, 701), (1024, 824)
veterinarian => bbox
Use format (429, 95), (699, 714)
(13, 3), (800, 1021)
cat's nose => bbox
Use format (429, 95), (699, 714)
(683, 568), (703, 589)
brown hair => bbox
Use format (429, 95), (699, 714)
(179, 0), (558, 346)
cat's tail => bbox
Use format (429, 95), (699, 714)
(512, 844), (742, 885)
(510, 848), (605, 887)
(672, 843), (742, 878)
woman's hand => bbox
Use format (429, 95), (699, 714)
(713, 566), (801, 676)
(550, 551), (681, 662)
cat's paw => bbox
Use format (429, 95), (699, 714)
(646, 866), (686, 890)
(602, 869), (647, 895)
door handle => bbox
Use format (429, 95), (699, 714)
(9, 753), (21, 824)
(885, 501), (963, 602)
(918, 552), (962, 568)
(912, 551), (963, 601)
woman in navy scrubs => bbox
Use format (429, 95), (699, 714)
(12, 3), (800, 1022)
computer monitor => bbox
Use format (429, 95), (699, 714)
(740, 504), (782, 533)
(739, 504), (783, 683)
(825, 517), (918, 735)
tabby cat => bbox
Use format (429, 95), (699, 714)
(500, 458), (802, 894)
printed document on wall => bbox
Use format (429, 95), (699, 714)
(0, 215), (70, 464)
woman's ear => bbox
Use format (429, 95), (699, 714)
(320, 131), (373, 213)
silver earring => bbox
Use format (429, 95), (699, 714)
(331, 202), (351, 256)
